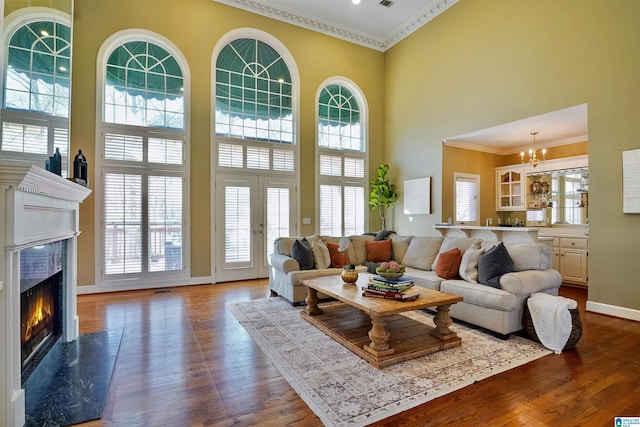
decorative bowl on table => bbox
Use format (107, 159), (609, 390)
(376, 271), (404, 280)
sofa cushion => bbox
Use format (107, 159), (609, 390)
(390, 235), (413, 264)
(402, 236), (443, 270)
(274, 237), (297, 257)
(308, 236), (330, 269)
(478, 242), (515, 288)
(347, 235), (375, 265)
(327, 242), (349, 268)
(440, 279), (517, 312)
(291, 238), (314, 270)
(505, 242), (552, 271)
(433, 237), (478, 268)
(458, 242), (485, 283)
(435, 248), (462, 279)
(366, 239), (393, 262)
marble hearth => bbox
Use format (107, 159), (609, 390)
(0, 163), (91, 427)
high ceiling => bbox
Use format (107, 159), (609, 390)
(214, 1), (588, 151)
(213, 0), (458, 51)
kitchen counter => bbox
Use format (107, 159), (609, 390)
(433, 225), (540, 243)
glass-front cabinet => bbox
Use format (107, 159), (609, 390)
(496, 165), (526, 211)
(525, 169), (588, 226)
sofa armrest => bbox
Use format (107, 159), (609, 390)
(269, 253), (300, 274)
(499, 269), (562, 296)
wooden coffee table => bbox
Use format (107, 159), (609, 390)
(301, 273), (463, 368)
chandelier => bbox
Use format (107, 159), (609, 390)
(520, 131), (547, 168)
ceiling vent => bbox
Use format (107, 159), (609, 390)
(379, 0), (394, 7)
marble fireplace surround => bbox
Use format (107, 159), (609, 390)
(0, 163), (91, 427)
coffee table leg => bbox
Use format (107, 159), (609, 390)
(431, 304), (457, 340)
(304, 287), (323, 315)
(365, 315), (394, 356)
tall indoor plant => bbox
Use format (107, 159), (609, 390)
(369, 163), (398, 230)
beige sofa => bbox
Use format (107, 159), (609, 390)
(268, 234), (562, 336)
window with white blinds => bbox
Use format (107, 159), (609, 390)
(224, 186), (251, 263)
(217, 139), (295, 172)
(316, 80), (367, 235)
(1, 18), (71, 172)
(266, 187), (290, 259)
(454, 173), (480, 225)
(99, 35), (187, 283)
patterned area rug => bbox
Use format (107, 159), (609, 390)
(227, 297), (552, 427)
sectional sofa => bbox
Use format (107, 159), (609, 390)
(268, 233), (562, 336)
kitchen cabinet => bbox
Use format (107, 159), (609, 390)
(496, 165), (525, 211)
(551, 237), (588, 287)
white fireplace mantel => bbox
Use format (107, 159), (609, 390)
(1, 163), (91, 427)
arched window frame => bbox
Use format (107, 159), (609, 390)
(212, 29), (300, 175)
(95, 30), (191, 287)
(315, 77), (369, 236)
(0, 8), (72, 173)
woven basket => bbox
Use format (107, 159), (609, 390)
(522, 298), (583, 351)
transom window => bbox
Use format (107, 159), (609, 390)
(317, 81), (367, 236)
(215, 38), (293, 143)
(99, 35), (188, 284)
(1, 18), (71, 173)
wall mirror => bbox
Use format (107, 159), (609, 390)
(1, 0), (74, 175)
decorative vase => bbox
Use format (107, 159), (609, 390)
(341, 269), (358, 284)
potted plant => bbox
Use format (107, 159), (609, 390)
(369, 163), (398, 230)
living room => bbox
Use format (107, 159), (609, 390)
(1, 0), (639, 425)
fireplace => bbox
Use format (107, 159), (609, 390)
(20, 269), (64, 382)
(0, 164), (91, 427)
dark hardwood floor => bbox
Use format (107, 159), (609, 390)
(74, 281), (640, 427)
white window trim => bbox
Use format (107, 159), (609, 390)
(94, 29), (191, 289)
(315, 76), (369, 235)
(454, 172), (480, 226)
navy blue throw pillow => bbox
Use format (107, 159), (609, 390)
(291, 238), (314, 270)
(477, 242), (514, 288)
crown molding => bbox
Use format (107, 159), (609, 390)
(213, 0), (457, 52)
(443, 134), (589, 156)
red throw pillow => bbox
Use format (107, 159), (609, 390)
(366, 239), (392, 262)
(435, 248), (462, 279)
(327, 242), (349, 268)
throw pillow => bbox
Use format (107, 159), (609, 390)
(432, 237), (478, 268)
(402, 236), (443, 270)
(291, 238), (314, 270)
(435, 248), (463, 279)
(327, 242), (350, 268)
(366, 239), (393, 262)
(389, 235), (413, 264)
(459, 243), (485, 283)
(477, 242), (515, 288)
(310, 239), (331, 269)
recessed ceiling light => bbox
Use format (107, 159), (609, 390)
(353, 0), (361, 4)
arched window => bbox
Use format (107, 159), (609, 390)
(97, 33), (189, 285)
(215, 38), (292, 143)
(1, 16), (71, 173)
(316, 80), (368, 236)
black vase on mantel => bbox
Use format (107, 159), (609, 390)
(73, 149), (88, 185)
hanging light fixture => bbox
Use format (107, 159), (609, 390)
(520, 131), (547, 168)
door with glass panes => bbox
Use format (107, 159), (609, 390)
(215, 173), (296, 282)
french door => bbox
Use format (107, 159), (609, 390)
(214, 173), (296, 282)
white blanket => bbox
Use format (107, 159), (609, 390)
(527, 293), (577, 354)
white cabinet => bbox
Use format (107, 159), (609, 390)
(551, 237), (588, 286)
(496, 165), (526, 211)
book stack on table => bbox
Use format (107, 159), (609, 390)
(362, 276), (421, 301)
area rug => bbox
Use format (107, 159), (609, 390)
(227, 298), (552, 427)
(23, 329), (123, 427)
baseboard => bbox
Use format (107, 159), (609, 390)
(586, 300), (640, 322)
(76, 276), (213, 294)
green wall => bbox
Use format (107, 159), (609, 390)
(71, 0), (385, 285)
(385, 0), (640, 311)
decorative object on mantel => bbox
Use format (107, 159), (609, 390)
(369, 163), (398, 230)
(520, 131), (547, 168)
(45, 147), (62, 176)
(72, 149), (89, 186)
